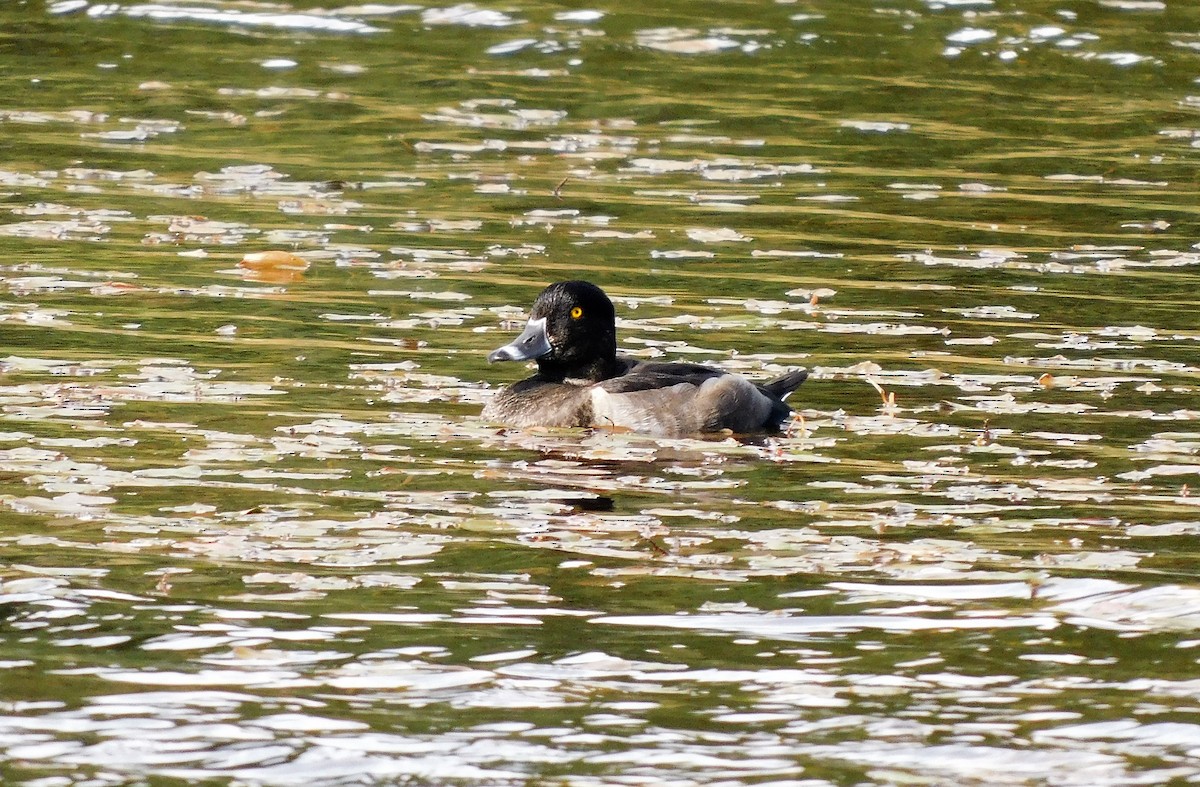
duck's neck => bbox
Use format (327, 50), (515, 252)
(536, 353), (622, 384)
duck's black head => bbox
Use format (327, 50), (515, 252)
(487, 280), (619, 382)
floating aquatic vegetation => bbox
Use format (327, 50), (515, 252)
(685, 227), (751, 243)
(423, 102), (567, 130)
(0, 110), (107, 126)
(625, 158), (822, 179)
(839, 120), (911, 133)
(421, 3), (521, 27)
(81, 118), (182, 142)
(634, 27), (769, 54)
(147, 215), (260, 245)
(0, 219), (112, 241)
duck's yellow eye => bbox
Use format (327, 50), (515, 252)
(570, 306), (583, 319)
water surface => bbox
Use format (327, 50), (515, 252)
(2, 0), (1200, 784)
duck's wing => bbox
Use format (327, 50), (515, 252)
(612, 361), (807, 397)
(595, 361), (725, 394)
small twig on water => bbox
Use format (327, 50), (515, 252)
(642, 536), (669, 556)
(867, 378), (896, 415)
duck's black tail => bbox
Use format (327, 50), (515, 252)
(760, 370), (808, 431)
(760, 369), (808, 401)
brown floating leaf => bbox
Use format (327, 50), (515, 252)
(238, 250), (310, 283)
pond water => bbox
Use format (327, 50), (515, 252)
(2, 0), (1200, 783)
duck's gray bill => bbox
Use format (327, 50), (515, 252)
(487, 317), (551, 362)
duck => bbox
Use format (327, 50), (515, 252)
(481, 280), (807, 437)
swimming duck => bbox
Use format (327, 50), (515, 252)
(482, 280), (807, 436)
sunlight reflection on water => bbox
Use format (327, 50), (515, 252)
(2, 0), (1200, 783)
